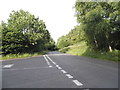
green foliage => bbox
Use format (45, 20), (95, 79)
(75, 2), (120, 51)
(1, 51), (48, 60)
(1, 10), (55, 55)
(67, 25), (85, 44)
(57, 2), (119, 61)
(66, 41), (88, 55)
(66, 41), (119, 62)
(57, 36), (71, 49)
(45, 37), (57, 51)
(59, 47), (70, 53)
(57, 25), (85, 49)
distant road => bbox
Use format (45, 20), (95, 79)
(2, 51), (118, 88)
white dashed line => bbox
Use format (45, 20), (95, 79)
(57, 67), (62, 69)
(2, 66), (53, 71)
(43, 55), (52, 67)
(2, 64), (14, 69)
(72, 80), (83, 86)
(52, 62), (56, 65)
(61, 70), (67, 74)
(45, 55), (55, 64)
(49, 66), (53, 67)
(45, 55), (57, 65)
(45, 54), (83, 87)
(56, 65), (59, 67)
(66, 74), (73, 78)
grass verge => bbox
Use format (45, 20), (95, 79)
(0, 51), (48, 60)
(60, 41), (119, 62)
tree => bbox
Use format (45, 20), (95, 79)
(56, 25), (85, 49)
(57, 36), (71, 49)
(75, 1), (120, 51)
(1, 10), (53, 55)
(45, 37), (57, 51)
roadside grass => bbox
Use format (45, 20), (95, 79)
(59, 47), (70, 53)
(82, 48), (119, 62)
(0, 51), (48, 60)
(60, 41), (119, 62)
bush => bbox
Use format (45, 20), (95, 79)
(59, 47), (70, 53)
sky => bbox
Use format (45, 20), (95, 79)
(0, 0), (78, 42)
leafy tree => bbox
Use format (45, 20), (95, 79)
(67, 25), (85, 44)
(57, 25), (85, 49)
(57, 24), (84, 48)
(1, 10), (53, 55)
(75, 1), (120, 51)
(45, 37), (57, 51)
(57, 36), (71, 49)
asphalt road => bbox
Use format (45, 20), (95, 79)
(2, 51), (118, 88)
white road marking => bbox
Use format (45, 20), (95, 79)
(57, 67), (62, 69)
(56, 65), (59, 67)
(49, 66), (53, 67)
(45, 55), (56, 65)
(3, 66), (53, 71)
(52, 62), (56, 65)
(45, 54), (83, 87)
(72, 80), (83, 86)
(2, 64), (14, 69)
(61, 70), (67, 74)
(43, 55), (52, 67)
(66, 74), (73, 78)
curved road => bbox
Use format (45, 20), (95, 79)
(2, 51), (118, 88)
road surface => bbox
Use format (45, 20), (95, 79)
(2, 51), (118, 88)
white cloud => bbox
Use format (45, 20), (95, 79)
(0, 0), (77, 42)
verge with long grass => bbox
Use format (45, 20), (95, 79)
(0, 51), (48, 60)
(59, 41), (119, 62)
